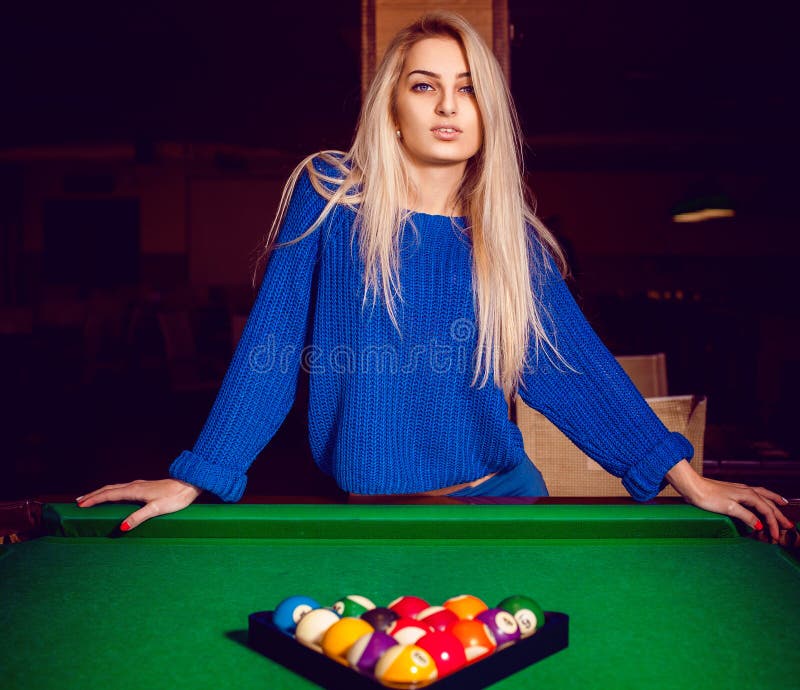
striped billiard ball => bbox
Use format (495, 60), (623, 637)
(374, 644), (438, 687)
(450, 619), (496, 662)
(346, 630), (399, 674)
(388, 595), (429, 619)
(475, 608), (521, 650)
(497, 595), (545, 639)
(332, 594), (376, 618)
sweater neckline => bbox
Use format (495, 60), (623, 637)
(405, 210), (467, 224)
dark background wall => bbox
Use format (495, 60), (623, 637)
(1, 0), (797, 498)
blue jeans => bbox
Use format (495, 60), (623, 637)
(446, 461), (549, 498)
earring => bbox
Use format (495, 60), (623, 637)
(396, 129), (402, 139)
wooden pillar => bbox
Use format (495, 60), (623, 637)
(361, 0), (509, 98)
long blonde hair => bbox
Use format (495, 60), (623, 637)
(261, 11), (567, 397)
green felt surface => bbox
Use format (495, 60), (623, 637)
(2, 504), (799, 690)
(46, 502), (739, 540)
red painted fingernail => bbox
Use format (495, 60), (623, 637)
(754, 520), (763, 531)
(120, 521), (131, 532)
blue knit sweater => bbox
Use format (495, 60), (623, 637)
(169, 157), (693, 502)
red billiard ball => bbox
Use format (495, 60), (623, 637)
(416, 631), (468, 677)
(388, 595), (430, 619)
(386, 617), (432, 645)
(416, 606), (460, 633)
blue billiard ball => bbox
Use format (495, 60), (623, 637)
(273, 595), (321, 635)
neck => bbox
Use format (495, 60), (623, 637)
(403, 159), (466, 216)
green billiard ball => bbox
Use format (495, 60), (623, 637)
(332, 594), (376, 618)
(497, 595), (545, 638)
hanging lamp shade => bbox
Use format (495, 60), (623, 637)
(671, 193), (735, 222)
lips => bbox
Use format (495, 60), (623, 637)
(431, 126), (462, 141)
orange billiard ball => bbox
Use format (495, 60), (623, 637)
(320, 617), (374, 664)
(450, 619), (497, 662)
(443, 594), (489, 620)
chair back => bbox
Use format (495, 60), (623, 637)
(515, 394), (706, 497)
(615, 353), (668, 398)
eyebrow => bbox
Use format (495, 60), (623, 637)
(406, 69), (471, 80)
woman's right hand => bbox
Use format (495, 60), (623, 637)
(76, 478), (202, 531)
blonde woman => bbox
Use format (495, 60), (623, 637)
(77, 12), (791, 538)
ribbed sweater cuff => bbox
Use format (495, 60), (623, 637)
(169, 450), (247, 503)
(622, 432), (695, 502)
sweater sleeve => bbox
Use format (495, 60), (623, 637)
(517, 251), (694, 502)
(169, 164), (330, 501)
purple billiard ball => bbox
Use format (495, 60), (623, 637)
(346, 630), (399, 674)
(361, 607), (399, 632)
(475, 608), (521, 650)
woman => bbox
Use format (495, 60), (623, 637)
(77, 12), (791, 537)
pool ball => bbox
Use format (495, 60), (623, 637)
(361, 606), (399, 632)
(416, 606), (460, 633)
(386, 617), (432, 645)
(450, 619), (497, 662)
(272, 595), (321, 635)
(443, 594), (488, 620)
(475, 608), (521, 650)
(388, 595), (430, 619)
(497, 595), (545, 638)
(295, 608), (341, 652)
(321, 617), (375, 664)
(374, 644), (438, 688)
(346, 630), (399, 674)
(416, 631), (468, 677)
(332, 594), (376, 618)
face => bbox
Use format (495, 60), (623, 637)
(394, 36), (483, 172)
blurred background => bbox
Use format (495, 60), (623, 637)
(1, 0), (797, 499)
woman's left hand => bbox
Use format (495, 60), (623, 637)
(666, 460), (794, 541)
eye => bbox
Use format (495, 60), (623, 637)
(411, 82), (435, 92)
(460, 84), (475, 95)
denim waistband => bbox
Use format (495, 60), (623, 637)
(446, 461), (549, 498)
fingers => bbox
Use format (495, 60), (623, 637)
(733, 488), (784, 541)
(120, 503), (164, 532)
(685, 477), (792, 543)
(76, 482), (134, 507)
(751, 487), (795, 530)
(719, 499), (762, 534)
(751, 486), (787, 505)
(75, 478), (202, 532)
(77, 481), (149, 508)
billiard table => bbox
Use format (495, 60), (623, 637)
(2, 501), (798, 689)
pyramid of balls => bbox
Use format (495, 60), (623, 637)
(272, 592), (545, 687)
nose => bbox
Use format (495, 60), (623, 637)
(436, 92), (457, 117)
